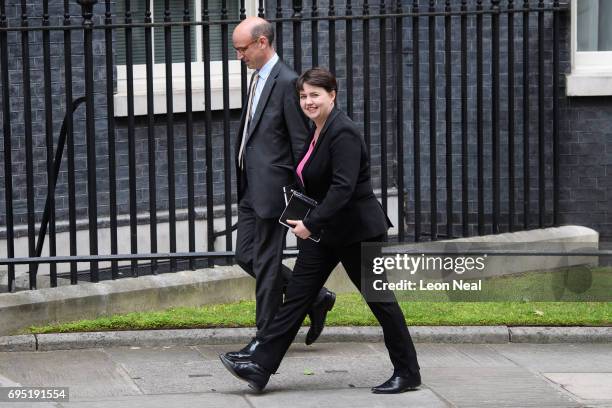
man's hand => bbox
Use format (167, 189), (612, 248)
(286, 219), (312, 240)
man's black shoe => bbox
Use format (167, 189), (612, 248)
(219, 353), (270, 392)
(371, 372), (421, 394)
(305, 289), (336, 345)
(225, 338), (260, 362)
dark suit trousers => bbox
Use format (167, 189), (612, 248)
(235, 184), (293, 335)
(250, 236), (420, 377)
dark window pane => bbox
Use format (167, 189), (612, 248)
(577, 0), (612, 51)
(114, 0), (240, 64)
(116, 0), (148, 65)
(204, 0), (239, 61)
(154, 0), (197, 63)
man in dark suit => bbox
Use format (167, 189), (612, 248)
(229, 17), (336, 360)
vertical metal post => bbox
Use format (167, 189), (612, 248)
(240, 0), (247, 106)
(77, 0), (99, 282)
(444, 0), (453, 238)
(104, 0), (119, 278)
(42, 0), (57, 286)
(346, 0), (353, 118)
(0, 0), (15, 291)
(460, 0), (468, 237)
(258, 0), (264, 17)
(491, 0), (500, 233)
(292, 0), (302, 73)
(21, 0), (36, 288)
(476, 0), (484, 235)
(164, 0), (177, 270)
(328, 0), (336, 74)
(508, 0), (516, 232)
(184, 0), (196, 269)
(412, 0), (421, 242)
(221, 0), (232, 256)
(379, 0), (388, 211)
(552, 0), (560, 226)
(64, 0), (78, 284)
(363, 0), (370, 157)
(124, 0), (138, 276)
(395, 0), (404, 241)
(537, 0), (545, 228)
(202, 0), (215, 266)
(311, 0), (318, 66)
(428, 0), (437, 241)
(276, 0), (283, 59)
(145, 0), (158, 273)
(522, 0), (530, 229)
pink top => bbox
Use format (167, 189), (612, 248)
(296, 136), (317, 185)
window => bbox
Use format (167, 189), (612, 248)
(114, 0), (257, 116)
(567, 0), (612, 96)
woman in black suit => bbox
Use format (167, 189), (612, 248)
(220, 67), (421, 393)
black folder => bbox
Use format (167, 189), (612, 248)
(279, 189), (321, 242)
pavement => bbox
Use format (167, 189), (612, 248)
(1, 328), (612, 407)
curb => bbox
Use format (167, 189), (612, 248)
(1, 326), (610, 352)
(0, 334), (36, 352)
(509, 326), (612, 343)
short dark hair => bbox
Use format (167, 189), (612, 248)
(296, 67), (338, 94)
(251, 21), (275, 46)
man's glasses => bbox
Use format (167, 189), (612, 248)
(234, 39), (258, 54)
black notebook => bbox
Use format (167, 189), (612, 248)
(279, 189), (321, 242)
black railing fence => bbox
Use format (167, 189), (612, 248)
(0, 0), (567, 291)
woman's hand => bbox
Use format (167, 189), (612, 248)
(286, 219), (312, 240)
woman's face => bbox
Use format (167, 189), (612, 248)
(299, 83), (336, 125)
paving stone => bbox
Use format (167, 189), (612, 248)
(0, 350), (141, 400)
(410, 344), (517, 368)
(492, 343), (612, 372)
(0, 402), (59, 408)
(423, 367), (580, 407)
(57, 393), (251, 408)
(245, 387), (448, 408)
(543, 373), (612, 401)
(102, 346), (230, 394)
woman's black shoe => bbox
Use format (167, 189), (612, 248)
(371, 372), (421, 394)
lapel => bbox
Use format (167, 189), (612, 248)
(245, 60), (282, 143)
(236, 71), (257, 153)
(301, 107), (341, 176)
(310, 107), (340, 159)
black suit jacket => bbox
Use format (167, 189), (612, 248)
(300, 107), (391, 247)
(236, 59), (310, 219)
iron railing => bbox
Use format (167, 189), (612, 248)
(0, 0), (568, 291)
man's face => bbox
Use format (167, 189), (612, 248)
(233, 32), (263, 70)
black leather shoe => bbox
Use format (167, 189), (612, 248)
(371, 372), (421, 394)
(219, 353), (270, 392)
(225, 338), (260, 362)
(306, 289), (336, 345)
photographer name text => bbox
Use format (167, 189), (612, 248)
(372, 279), (482, 291)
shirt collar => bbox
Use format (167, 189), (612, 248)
(257, 53), (279, 81)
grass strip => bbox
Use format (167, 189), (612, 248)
(27, 294), (611, 334)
